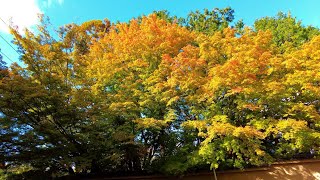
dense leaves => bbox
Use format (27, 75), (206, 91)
(1, 8), (320, 178)
(254, 12), (320, 52)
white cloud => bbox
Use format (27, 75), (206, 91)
(57, 0), (64, 5)
(42, 0), (64, 8)
(0, 0), (64, 33)
(0, 0), (42, 33)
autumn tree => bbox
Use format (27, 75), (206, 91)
(1, 15), (112, 177)
(86, 14), (197, 174)
(183, 28), (320, 169)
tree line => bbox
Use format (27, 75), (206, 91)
(1, 8), (320, 179)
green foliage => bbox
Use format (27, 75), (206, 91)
(150, 7), (235, 35)
(254, 12), (320, 52)
(152, 10), (186, 25)
(185, 7), (234, 34)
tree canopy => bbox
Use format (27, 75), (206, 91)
(1, 9), (320, 179)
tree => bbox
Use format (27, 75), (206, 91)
(86, 14), (196, 174)
(151, 7), (236, 35)
(186, 7), (235, 34)
(254, 12), (320, 52)
(186, 28), (320, 169)
(1, 15), (112, 177)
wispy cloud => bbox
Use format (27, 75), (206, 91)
(57, 0), (64, 5)
(42, 0), (64, 8)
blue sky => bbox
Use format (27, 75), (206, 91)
(0, 0), (319, 65)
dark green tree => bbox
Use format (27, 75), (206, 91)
(254, 12), (320, 52)
(186, 7), (235, 34)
